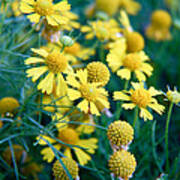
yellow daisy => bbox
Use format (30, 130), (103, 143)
(114, 82), (165, 121)
(20, 0), (71, 26)
(81, 19), (120, 41)
(66, 69), (110, 116)
(107, 41), (153, 81)
(25, 48), (72, 96)
(37, 126), (98, 165)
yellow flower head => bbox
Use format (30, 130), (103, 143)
(109, 150), (137, 179)
(25, 48), (72, 96)
(20, 0), (71, 26)
(126, 32), (145, 53)
(95, 0), (120, 16)
(66, 69), (110, 116)
(81, 19), (120, 41)
(107, 44), (153, 81)
(37, 126), (98, 165)
(53, 158), (79, 180)
(114, 82), (165, 121)
(119, 0), (141, 15)
(107, 120), (134, 150)
(166, 87), (180, 104)
(146, 10), (172, 41)
(87, 62), (110, 86)
(0, 97), (19, 115)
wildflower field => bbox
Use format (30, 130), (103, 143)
(0, 0), (180, 179)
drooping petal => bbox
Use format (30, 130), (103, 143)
(20, 2), (34, 13)
(56, 73), (67, 96)
(135, 70), (146, 81)
(74, 147), (91, 165)
(36, 135), (56, 146)
(117, 68), (131, 80)
(41, 145), (61, 163)
(97, 97), (110, 109)
(141, 63), (153, 76)
(26, 66), (48, 82)
(122, 103), (136, 110)
(149, 87), (162, 96)
(140, 108), (153, 121)
(31, 48), (48, 57)
(90, 102), (100, 116)
(67, 88), (81, 101)
(27, 13), (41, 23)
(38, 72), (54, 94)
(148, 103), (165, 115)
(113, 91), (130, 101)
(64, 148), (72, 159)
(77, 99), (89, 113)
(25, 57), (45, 65)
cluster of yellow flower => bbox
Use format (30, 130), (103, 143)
(0, 0), (179, 179)
(107, 121), (136, 180)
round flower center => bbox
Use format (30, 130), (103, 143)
(46, 51), (68, 73)
(131, 89), (151, 108)
(64, 43), (81, 56)
(58, 128), (79, 145)
(79, 84), (98, 102)
(34, 0), (54, 16)
(123, 54), (142, 71)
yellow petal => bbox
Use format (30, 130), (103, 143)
(113, 91), (130, 101)
(135, 70), (146, 82)
(66, 74), (80, 88)
(67, 88), (81, 101)
(20, 2), (34, 13)
(27, 13), (41, 23)
(141, 63), (153, 76)
(131, 82), (142, 90)
(25, 57), (45, 65)
(122, 103), (136, 110)
(36, 135), (55, 146)
(41, 145), (61, 163)
(148, 103), (165, 115)
(56, 74), (67, 96)
(117, 69), (131, 80)
(90, 102), (100, 116)
(64, 148), (72, 159)
(77, 99), (89, 113)
(76, 69), (87, 84)
(140, 108), (153, 121)
(54, 1), (71, 11)
(97, 97), (110, 109)
(81, 26), (91, 32)
(26, 66), (48, 82)
(38, 72), (54, 94)
(74, 148), (91, 165)
(149, 87), (162, 96)
(31, 48), (48, 57)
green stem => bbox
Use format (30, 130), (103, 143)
(115, 80), (129, 120)
(133, 106), (138, 128)
(165, 102), (174, 172)
(99, 43), (105, 63)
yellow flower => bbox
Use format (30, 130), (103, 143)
(107, 120), (134, 150)
(166, 87), (180, 104)
(109, 150), (137, 179)
(25, 48), (72, 96)
(53, 158), (79, 180)
(107, 44), (153, 81)
(81, 19), (120, 41)
(20, 0), (71, 26)
(87, 62), (110, 86)
(37, 127), (98, 165)
(95, 0), (120, 16)
(0, 97), (19, 115)
(146, 10), (172, 41)
(114, 82), (165, 121)
(66, 69), (110, 116)
(119, 0), (141, 15)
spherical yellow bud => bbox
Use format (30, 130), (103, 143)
(96, 0), (120, 16)
(126, 32), (145, 53)
(109, 150), (137, 179)
(53, 158), (79, 180)
(107, 120), (134, 149)
(87, 62), (110, 86)
(0, 97), (19, 115)
(151, 10), (172, 28)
